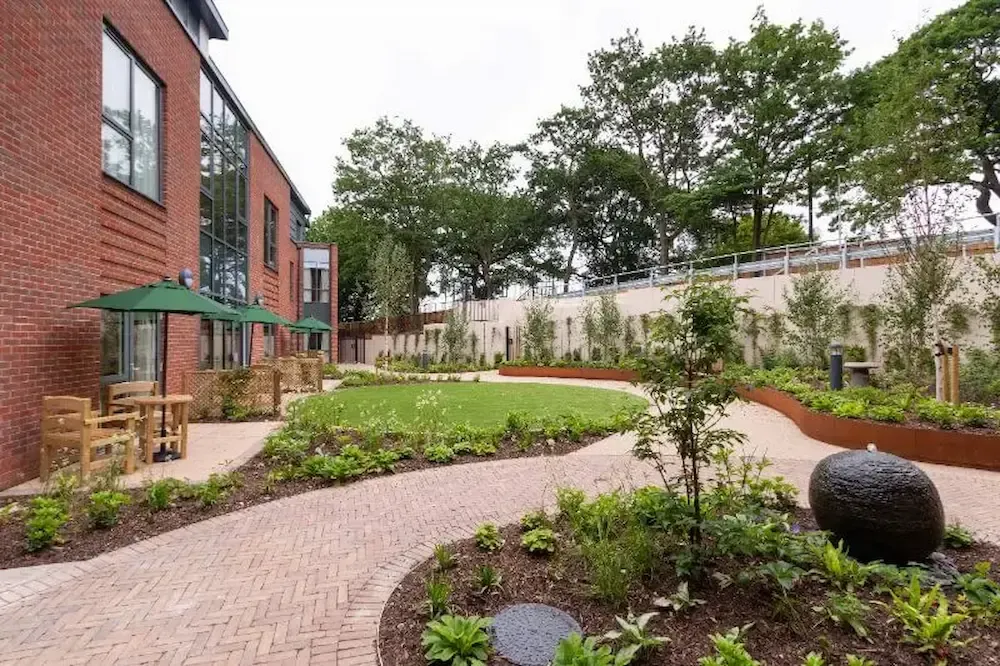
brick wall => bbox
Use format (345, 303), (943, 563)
(0, 0), (324, 489)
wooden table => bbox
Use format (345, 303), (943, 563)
(130, 394), (193, 464)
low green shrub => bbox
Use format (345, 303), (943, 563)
(521, 527), (557, 554)
(421, 615), (491, 666)
(145, 478), (187, 511)
(24, 497), (69, 552)
(520, 509), (551, 531)
(425, 577), (451, 618)
(424, 444), (455, 463)
(552, 633), (635, 666)
(87, 490), (129, 528)
(697, 627), (762, 666)
(473, 523), (504, 552)
(944, 523), (975, 549)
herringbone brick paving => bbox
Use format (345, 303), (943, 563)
(1, 375), (998, 665)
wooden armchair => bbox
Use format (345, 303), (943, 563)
(105, 381), (158, 415)
(40, 397), (138, 482)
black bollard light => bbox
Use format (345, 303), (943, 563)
(830, 341), (844, 390)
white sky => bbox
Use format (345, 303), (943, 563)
(210, 0), (965, 219)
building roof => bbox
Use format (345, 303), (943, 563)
(196, 0), (228, 40)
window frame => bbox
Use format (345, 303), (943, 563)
(101, 25), (163, 202)
(264, 198), (278, 269)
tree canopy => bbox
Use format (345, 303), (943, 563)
(312, 1), (999, 319)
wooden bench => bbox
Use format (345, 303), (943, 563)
(40, 396), (138, 482)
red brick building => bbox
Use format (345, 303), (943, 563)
(0, 0), (337, 490)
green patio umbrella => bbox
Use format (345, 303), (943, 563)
(289, 316), (333, 354)
(236, 301), (293, 364)
(69, 276), (239, 461)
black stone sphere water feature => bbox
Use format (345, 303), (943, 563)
(809, 449), (945, 563)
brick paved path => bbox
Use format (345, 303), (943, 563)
(1, 376), (999, 665)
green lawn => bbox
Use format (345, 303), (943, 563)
(331, 382), (647, 427)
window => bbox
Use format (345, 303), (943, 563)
(264, 199), (278, 268)
(263, 324), (275, 358)
(291, 204), (307, 242)
(102, 28), (161, 200)
(198, 69), (249, 305)
(199, 318), (244, 370)
(303, 267), (330, 303)
(100, 311), (124, 377)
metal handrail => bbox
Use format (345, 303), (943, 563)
(520, 227), (999, 300)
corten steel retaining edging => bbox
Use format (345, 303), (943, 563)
(739, 386), (1000, 472)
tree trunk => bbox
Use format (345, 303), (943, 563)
(563, 205), (581, 292)
(975, 154), (999, 226)
(657, 216), (670, 267)
(807, 169), (815, 242)
(752, 189), (764, 268)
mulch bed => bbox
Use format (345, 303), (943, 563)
(0, 433), (603, 570)
(379, 510), (1000, 666)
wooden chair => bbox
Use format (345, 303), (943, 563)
(105, 381), (158, 415)
(40, 397), (138, 482)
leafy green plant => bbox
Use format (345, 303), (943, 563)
(473, 565), (503, 596)
(914, 399), (959, 429)
(943, 523), (974, 549)
(434, 543), (456, 571)
(603, 612), (669, 659)
(424, 444), (456, 463)
(802, 654), (825, 666)
(654, 582), (706, 613)
(758, 560), (805, 595)
(473, 523), (504, 552)
(812, 541), (874, 592)
(421, 615), (491, 666)
(521, 527), (557, 554)
(552, 633), (635, 666)
(698, 626), (762, 666)
(24, 497), (69, 552)
(520, 509), (551, 531)
(145, 478), (186, 511)
(954, 562), (1000, 617)
(813, 591), (871, 639)
(87, 490), (130, 528)
(425, 577), (451, 618)
(888, 576), (973, 664)
(845, 656), (876, 666)
(556, 487), (587, 521)
(46, 471), (80, 504)
(261, 433), (310, 466)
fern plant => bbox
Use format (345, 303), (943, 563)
(421, 615), (491, 666)
(698, 626), (763, 666)
(888, 577), (973, 664)
(813, 591), (871, 639)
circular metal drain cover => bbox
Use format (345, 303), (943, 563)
(490, 603), (582, 666)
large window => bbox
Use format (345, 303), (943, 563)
(102, 28), (161, 200)
(199, 319), (244, 370)
(303, 267), (330, 303)
(264, 198), (278, 268)
(198, 70), (249, 305)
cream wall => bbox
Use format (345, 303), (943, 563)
(360, 254), (998, 366)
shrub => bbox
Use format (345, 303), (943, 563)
(555, 487), (587, 522)
(425, 577), (451, 618)
(954, 403), (993, 428)
(889, 576), (972, 661)
(46, 471), (80, 504)
(421, 615), (491, 666)
(521, 527), (557, 554)
(433, 543), (456, 571)
(87, 490), (130, 528)
(943, 523), (975, 549)
(520, 509), (551, 531)
(424, 444), (456, 463)
(473, 523), (504, 552)
(697, 627), (762, 666)
(24, 497), (69, 552)
(866, 405), (906, 423)
(261, 433), (310, 466)
(145, 478), (185, 511)
(959, 348), (1000, 406)
(914, 399), (958, 429)
(474, 565), (503, 595)
(552, 633), (633, 666)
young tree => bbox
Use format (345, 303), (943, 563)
(521, 299), (556, 362)
(307, 206), (372, 322)
(714, 9), (849, 256)
(783, 271), (852, 368)
(441, 309), (470, 363)
(369, 237), (413, 364)
(632, 281), (747, 547)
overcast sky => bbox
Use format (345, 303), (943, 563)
(210, 0), (964, 219)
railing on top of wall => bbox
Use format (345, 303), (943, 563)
(520, 226), (1000, 300)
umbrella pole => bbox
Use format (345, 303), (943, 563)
(156, 313), (170, 461)
(248, 323), (253, 365)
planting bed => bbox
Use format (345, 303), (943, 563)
(380, 512), (1000, 666)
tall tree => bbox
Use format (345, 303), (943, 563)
(440, 142), (541, 299)
(581, 28), (717, 265)
(527, 106), (601, 291)
(847, 0), (1000, 228)
(333, 117), (450, 311)
(369, 236), (413, 362)
(306, 206), (373, 322)
(714, 9), (849, 255)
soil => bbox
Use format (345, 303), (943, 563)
(0, 432), (603, 570)
(379, 510), (1000, 666)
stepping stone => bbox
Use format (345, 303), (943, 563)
(490, 603), (582, 666)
